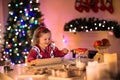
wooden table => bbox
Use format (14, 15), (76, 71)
(0, 72), (13, 80)
(2, 59), (86, 80)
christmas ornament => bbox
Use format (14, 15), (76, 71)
(98, 0), (106, 11)
(105, 0), (114, 13)
(90, 0), (99, 12)
(75, 0), (90, 12)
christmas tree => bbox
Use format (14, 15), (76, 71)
(2, 0), (44, 64)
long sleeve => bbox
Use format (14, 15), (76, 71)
(27, 49), (37, 62)
(53, 47), (66, 57)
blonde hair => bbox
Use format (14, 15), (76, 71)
(31, 27), (51, 46)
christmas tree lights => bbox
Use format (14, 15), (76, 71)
(2, 0), (44, 64)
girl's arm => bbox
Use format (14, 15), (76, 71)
(53, 47), (68, 57)
(27, 49), (37, 62)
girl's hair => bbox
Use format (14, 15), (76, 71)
(32, 26), (51, 46)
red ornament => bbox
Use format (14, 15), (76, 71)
(105, 0), (114, 13)
(99, 0), (106, 11)
(8, 44), (12, 48)
(93, 40), (103, 48)
(93, 38), (111, 50)
(101, 38), (110, 46)
(75, 0), (90, 12)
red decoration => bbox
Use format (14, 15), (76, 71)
(93, 38), (111, 49)
(93, 40), (103, 49)
(105, 0), (114, 13)
(99, 0), (106, 11)
(74, 48), (88, 54)
(75, 0), (114, 13)
(90, 0), (99, 12)
(75, 0), (90, 12)
(101, 38), (111, 46)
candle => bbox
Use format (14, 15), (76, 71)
(87, 61), (110, 80)
(104, 53), (118, 75)
(86, 61), (98, 80)
(97, 63), (110, 80)
(88, 61), (98, 66)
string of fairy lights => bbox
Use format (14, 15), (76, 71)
(64, 17), (118, 33)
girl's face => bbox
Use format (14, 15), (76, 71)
(39, 32), (51, 49)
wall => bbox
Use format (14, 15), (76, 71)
(64, 31), (110, 50)
(0, 0), (9, 40)
(39, 0), (120, 53)
(0, 0), (3, 59)
(0, 0), (4, 31)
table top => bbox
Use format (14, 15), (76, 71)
(1, 58), (86, 80)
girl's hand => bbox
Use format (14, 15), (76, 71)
(62, 48), (69, 54)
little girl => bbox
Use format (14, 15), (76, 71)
(27, 26), (69, 62)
